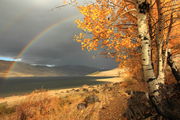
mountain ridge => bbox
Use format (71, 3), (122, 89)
(0, 60), (102, 77)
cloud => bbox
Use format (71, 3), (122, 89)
(0, 0), (117, 69)
(0, 57), (22, 62)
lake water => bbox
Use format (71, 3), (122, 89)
(0, 76), (110, 97)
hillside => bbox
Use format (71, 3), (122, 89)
(0, 60), (101, 77)
(88, 68), (127, 77)
(0, 60), (14, 72)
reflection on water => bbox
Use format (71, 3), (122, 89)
(0, 76), (111, 97)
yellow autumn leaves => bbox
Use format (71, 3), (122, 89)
(74, 0), (140, 62)
(75, 4), (112, 36)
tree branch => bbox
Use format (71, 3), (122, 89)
(164, 13), (173, 71)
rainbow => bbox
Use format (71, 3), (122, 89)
(5, 14), (80, 78)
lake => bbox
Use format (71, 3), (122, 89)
(0, 76), (110, 97)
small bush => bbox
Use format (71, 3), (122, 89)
(15, 92), (60, 120)
(0, 102), (15, 115)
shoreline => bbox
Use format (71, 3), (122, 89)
(0, 76), (123, 106)
(0, 76), (114, 98)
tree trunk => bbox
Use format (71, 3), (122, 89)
(167, 52), (180, 82)
(125, 0), (179, 119)
(156, 0), (165, 85)
(136, 0), (171, 118)
(137, 0), (160, 94)
(136, 1), (180, 119)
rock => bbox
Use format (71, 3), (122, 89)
(77, 95), (100, 110)
(125, 90), (144, 95)
(124, 91), (155, 119)
(107, 87), (113, 91)
(102, 86), (113, 92)
(155, 84), (180, 119)
(66, 90), (69, 93)
(82, 88), (88, 92)
(113, 82), (120, 87)
(92, 89), (99, 93)
(77, 103), (87, 110)
(101, 106), (106, 109)
(84, 95), (100, 104)
(124, 84), (180, 120)
(75, 89), (80, 92)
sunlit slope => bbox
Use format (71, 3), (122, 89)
(88, 68), (124, 77)
(0, 60), (14, 77)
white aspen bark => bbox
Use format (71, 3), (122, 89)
(136, 0), (160, 94)
(157, 44), (165, 81)
(156, 0), (165, 83)
(133, 1), (179, 119)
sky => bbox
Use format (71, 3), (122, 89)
(0, 0), (118, 69)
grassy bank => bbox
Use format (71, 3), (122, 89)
(0, 77), (147, 120)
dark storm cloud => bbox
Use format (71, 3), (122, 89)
(0, 0), (117, 69)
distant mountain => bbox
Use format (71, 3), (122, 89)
(54, 65), (101, 76)
(0, 60), (101, 77)
(0, 60), (13, 72)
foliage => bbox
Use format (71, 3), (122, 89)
(75, 0), (180, 80)
(149, 0), (180, 76)
(75, 0), (141, 66)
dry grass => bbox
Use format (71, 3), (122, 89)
(0, 89), (100, 120)
(0, 102), (15, 115)
(16, 93), (60, 120)
(0, 92), (61, 120)
(0, 62), (177, 120)
(0, 78), (148, 120)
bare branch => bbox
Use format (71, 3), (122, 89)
(51, 0), (76, 10)
(151, 22), (180, 39)
(161, 0), (178, 6)
(120, 9), (137, 17)
(162, 7), (180, 15)
(164, 13), (174, 70)
(151, 16), (179, 29)
(161, 3), (180, 9)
